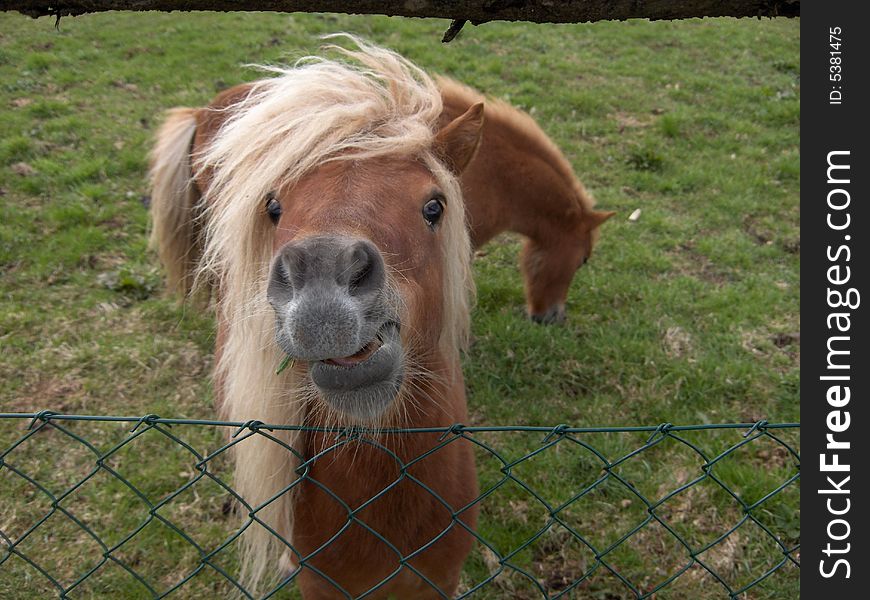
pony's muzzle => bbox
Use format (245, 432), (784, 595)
(268, 235), (404, 421)
(267, 235), (390, 362)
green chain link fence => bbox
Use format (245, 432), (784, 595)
(0, 412), (799, 599)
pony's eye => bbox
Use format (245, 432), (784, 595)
(265, 192), (282, 225)
(422, 196), (444, 229)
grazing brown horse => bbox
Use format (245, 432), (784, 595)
(149, 38), (482, 598)
(439, 77), (615, 323)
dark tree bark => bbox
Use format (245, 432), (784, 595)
(3, 1), (800, 24)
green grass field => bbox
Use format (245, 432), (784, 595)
(0, 10), (799, 599)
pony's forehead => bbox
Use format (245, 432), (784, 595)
(266, 158), (446, 244)
(284, 154), (437, 192)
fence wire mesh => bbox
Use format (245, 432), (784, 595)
(0, 413), (799, 599)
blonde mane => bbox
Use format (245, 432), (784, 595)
(190, 36), (473, 591)
(437, 76), (596, 214)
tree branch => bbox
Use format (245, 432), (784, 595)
(3, 1), (800, 24)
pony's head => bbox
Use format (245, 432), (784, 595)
(195, 36), (482, 425)
(522, 208), (615, 324)
(264, 138), (482, 421)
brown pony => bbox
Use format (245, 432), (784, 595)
(439, 78), (615, 323)
(149, 37), (482, 598)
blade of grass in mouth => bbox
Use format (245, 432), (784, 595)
(276, 355), (294, 375)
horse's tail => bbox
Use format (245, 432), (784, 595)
(149, 107), (204, 296)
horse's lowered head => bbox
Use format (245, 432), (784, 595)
(521, 206), (615, 324)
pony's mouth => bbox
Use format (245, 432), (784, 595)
(320, 320), (398, 368)
(308, 321), (403, 420)
(322, 337), (382, 367)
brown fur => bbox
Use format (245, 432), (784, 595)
(438, 77), (615, 320)
(273, 158), (480, 599)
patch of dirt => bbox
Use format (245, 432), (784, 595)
(123, 46), (154, 59)
(12, 373), (85, 413)
(462, 528), (592, 599)
(740, 326), (800, 367)
(87, 252), (128, 271)
(11, 162), (36, 177)
(111, 80), (139, 93)
(531, 529), (589, 593)
(458, 546), (534, 599)
(655, 478), (731, 544)
(466, 406), (487, 426)
(703, 531), (742, 576)
(751, 443), (794, 470)
(743, 216), (800, 255)
(662, 325), (693, 360)
(655, 468), (692, 505)
(507, 499), (531, 525)
(665, 241), (734, 285)
(771, 332), (800, 348)
(781, 238), (800, 254)
(611, 111), (651, 133)
(742, 216), (772, 246)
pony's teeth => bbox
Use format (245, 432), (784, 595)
(324, 338), (382, 367)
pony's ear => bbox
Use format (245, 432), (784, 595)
(435, 102), (484, 174)
(585, 210), (617, 230)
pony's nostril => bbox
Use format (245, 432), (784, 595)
(289, 251), (309, 291)
(279, 246), (307, 292)
(343, 241), (384, 296)
(349, 261), (372, 293)
(267, 245), (306, 306)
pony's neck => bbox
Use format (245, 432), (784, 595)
(303, 370), (467, 475)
